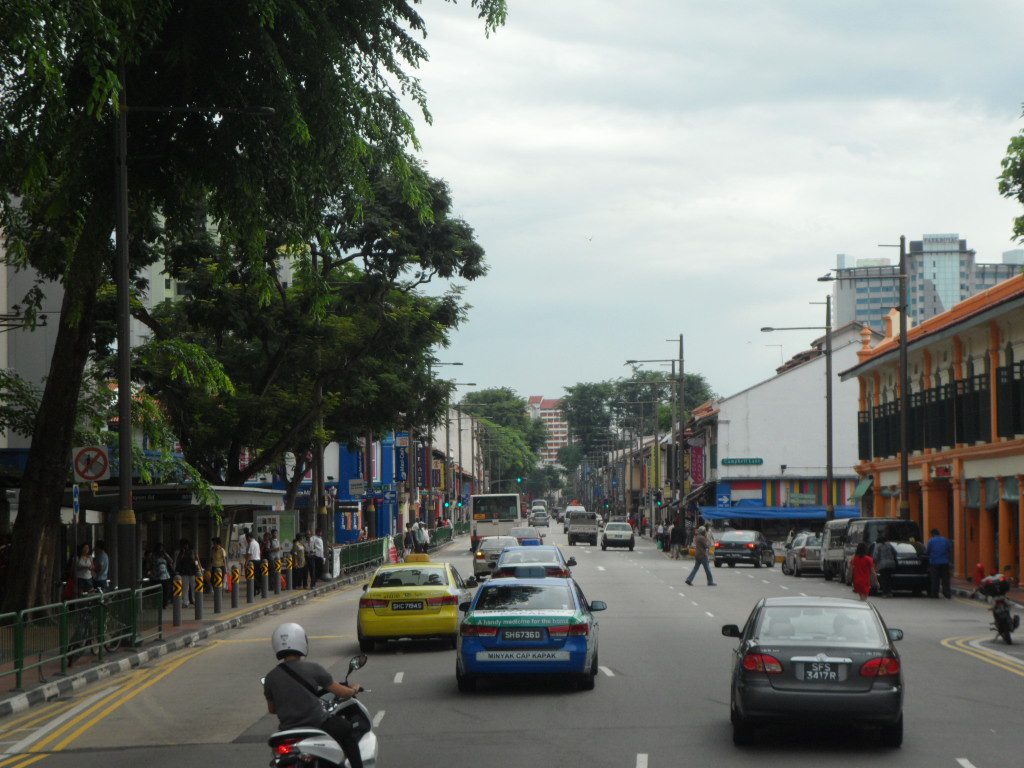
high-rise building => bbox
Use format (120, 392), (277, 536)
(527, 396), (568, 466)
(832, 234), (1024, 331)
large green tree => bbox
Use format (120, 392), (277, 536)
(0, 0), (506, 610)
(458, 388), (545, 489)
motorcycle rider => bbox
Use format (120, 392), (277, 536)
(264, 622), (364, 768)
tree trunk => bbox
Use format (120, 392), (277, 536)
(1, 233), (107, 611)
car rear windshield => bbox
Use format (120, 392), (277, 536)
(479, 537), (517, 551)
(499, 549), (558, 564)
(805, 535), (822, 546)
(606, 523), (631, 532)
(721, 531), (756, 542)
(372, 567), (448, 588)
(571, 513), (596, 522)
(475, 584), (574, 611)
(754, 606), (885, 645)
(511, 527), (541, 538)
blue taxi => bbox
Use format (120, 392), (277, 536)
(455, 577), (606, 692)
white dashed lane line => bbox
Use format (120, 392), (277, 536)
(599, 666), (615, 677)
(761, 579), (770, 584)
(393, 672), (404, 684)
(636, 754), (649, 768)
(373, 710), (386, 727)
(956, 760), (979, 768)
(705, 611), (715, 618)
(779, 585), (789, 590)
(597, 566), (606, 571)
(678, 592), (686, 598)
(800, 592), (808, 597)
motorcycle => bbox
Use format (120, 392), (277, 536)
(264, 654), (378, 767)
(979, 574), (1020, 644)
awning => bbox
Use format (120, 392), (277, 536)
(684, 482), (712, 503)
(699, 506), (860, 521)
(852, 477), (873, 499)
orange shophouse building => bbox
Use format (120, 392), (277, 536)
(841, 274), (1024, 582)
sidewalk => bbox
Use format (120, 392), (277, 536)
(0, 534), (466, 718)
(950, 575), (1024, 608)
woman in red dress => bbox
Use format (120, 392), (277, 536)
(851, 542), (876, 601)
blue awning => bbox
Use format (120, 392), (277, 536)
(699, 506), (860, 521)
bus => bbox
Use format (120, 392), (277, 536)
(469, 493), (523, 549)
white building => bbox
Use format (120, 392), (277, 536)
(527, 396), (568, 465)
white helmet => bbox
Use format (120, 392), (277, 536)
(271, 622), (309, 659)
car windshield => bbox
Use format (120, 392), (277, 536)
(372, 567), (448, 588)
(754, 606), (885, 645)
(606, 523), (631, 532)
(511, 527), (541, 538)
(721, 531), (757, 542)
(499, 549), (558, 565)
(805, 535), (822, 546)
(475, 584), (574, 611)
(480, 537), (517, 552)
(868, 521), (922, 544)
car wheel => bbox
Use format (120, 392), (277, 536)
(731, 707), (754, 746)
(880, 715), (903, 748)
(794, 563), (801, 577)
(578, 653), (598, 691)
(781, 560), (791, 575)
(766, 555), (774, 568)
(728, 562), (735, 568)
(754, 558), (762, 568)
(714, 560), (721, 568)
(823, 565), (833, 581)
(456, 669), (476, 693)
(448, 633), (458, 650)
(358, 635), (374, 653)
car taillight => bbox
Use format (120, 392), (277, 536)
(359, 598), (388, 608)
(548, 623), (589, 637)
(715, 543), (721, 548)
(859, 656), (901, 677)
(746, 542), (755, 549)
(460, 624), (498, 636)
(741, 653), (783, 674)
(475, 551), (485, 559)
(426, 595), (458, 607)
(800, 547), (808, 557)
(544, 567), (570, 577)
(273, 738), (300, 756)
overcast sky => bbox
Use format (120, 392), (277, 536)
(413, 1), (1024, 404)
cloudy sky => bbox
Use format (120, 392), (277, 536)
(412, 0), (1024, 403)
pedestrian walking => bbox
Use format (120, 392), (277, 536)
(291, 537), (307, 588)
(210, 537), (228, 582)
(402, 522), (415, 559)
(245, 530), (264, 597)
(873, 536), (896, 597)
(656, 522), (665, 550)
(175, 539), (199, 607)
(413, 520), (428, 553)
(685, 526), (716, 586)
(149, 542), (175, 607)
(926, 528), (953, 598)
(92, 540), (110, 590)
(309, 528), (325, 587)
(74, 543), (95, 596)
(669, 518), (686, 560)
(851, 542), (876, 601)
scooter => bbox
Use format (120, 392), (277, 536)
(265, 654), (378, 767)
(979, 574), (1020, 645)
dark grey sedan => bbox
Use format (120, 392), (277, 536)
(722, 597), (904, 748)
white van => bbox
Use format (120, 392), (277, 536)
(566, 507), (599, 546)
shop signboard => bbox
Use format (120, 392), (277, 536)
(721, 458), (763, 466)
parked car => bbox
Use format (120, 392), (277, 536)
(821, 518), (852, 581)
(782, 533), (823, 577)
(722, 596), (904, 747)
(841, 518), (929, 595)
(714, 530), (774, 568)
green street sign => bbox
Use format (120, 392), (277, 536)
(721, 458), (763, 466)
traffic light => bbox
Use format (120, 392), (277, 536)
(456, 498), (463, 508)
(516, 476), (522, 484)
(603, 500), (610, 509)
(443, 495), (451, 510)
(655, 490), (663, 507)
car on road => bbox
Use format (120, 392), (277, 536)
(722, 596), (904, 747)
(821, 517), (852, 581)
(601, 521), (635, 551)
(456, 577), (606, 692)
(563, 504), (586, 533)
(567, 509), (599, 546)
(782, 532), (822, 576)
(491, 545), (577, 579)
(841, 518), (929, 594)
(528, 510), (550, 527)
(358, 560), (477, 652)
(473, 535), (519, 580)
(510, 526), (544, 545)
(714, 530), (774, 568)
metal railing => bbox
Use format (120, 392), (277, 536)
(337, 538), (387, 573)
(453, 521), (470, 536)
(429, 526), (453, 546)
(0, 586), (165, 691)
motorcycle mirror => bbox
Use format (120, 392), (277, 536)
(887, 628), (904, 642)
(349, 654), (368, 674)
(260, 677), (266, 685)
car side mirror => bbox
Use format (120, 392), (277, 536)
(721, 624), (741, 638)
(459, 601), (471, 613)
(465, 577), (478, 588)
(566, 557), (577, 567)
(887, 628), (904, 642)
(589, 600), (607, 612)
(362, 583), (368, 592)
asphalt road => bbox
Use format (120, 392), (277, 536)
(1, 528), (1021, 768)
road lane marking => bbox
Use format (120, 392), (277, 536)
(747, 575), (754, 579)
(597, 566), (606, 571)
(0, 700), (76, 739)
(800, 592), (808, 597)
(966, 637), (1024, 669)
(779, 585), (789, 590)
(393, 672), (404, 684)
(636, 754), (648, 768)
(941, 636), (1024, 678)
(678, 592), (686, 598)
(705, 611), (714, 618)
(691, 601), (699, 606)
(599, 666), (615, 677)
(956, 760), (979, 768)
(0, 686), (118, 760)
(761, 579), (770, 584)
(373, 710), (386, 727)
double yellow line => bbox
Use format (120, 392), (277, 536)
(0, 642), (217, 768)
(941, 635), (1024, 679)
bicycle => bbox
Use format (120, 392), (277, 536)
(66, 589), (129, 664)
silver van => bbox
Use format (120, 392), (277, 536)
(821, 518), (853, 581)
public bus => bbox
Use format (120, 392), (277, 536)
(469, 493), (523, 549)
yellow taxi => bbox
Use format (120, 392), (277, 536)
(357, 558), (478, 651)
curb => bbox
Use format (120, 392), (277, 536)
(951, 584), (1024, 611)
(0, 534), (466, 719)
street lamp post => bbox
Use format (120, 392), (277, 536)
(761, 296), (835, 520)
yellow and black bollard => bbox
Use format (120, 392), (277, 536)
(283, 556), (292, 591)
(246, 562), (255, 604)
(273, 558), (282, 595)
(213, 568), (224, 613)
(260, 559), (270, 599)
(172, 575), (183, 626)
(194, 570), (205, 620)
(231, 565), (240, 609)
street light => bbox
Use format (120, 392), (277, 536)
(761, 294), (835, 521)
(819, 235), (909, 520)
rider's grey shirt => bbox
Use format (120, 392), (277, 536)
(264, 660), (333, 729)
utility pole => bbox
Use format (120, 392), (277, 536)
(825, 295), (835, 521)
(670, 359), (678, 509)
(897, 235), (910, 520)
